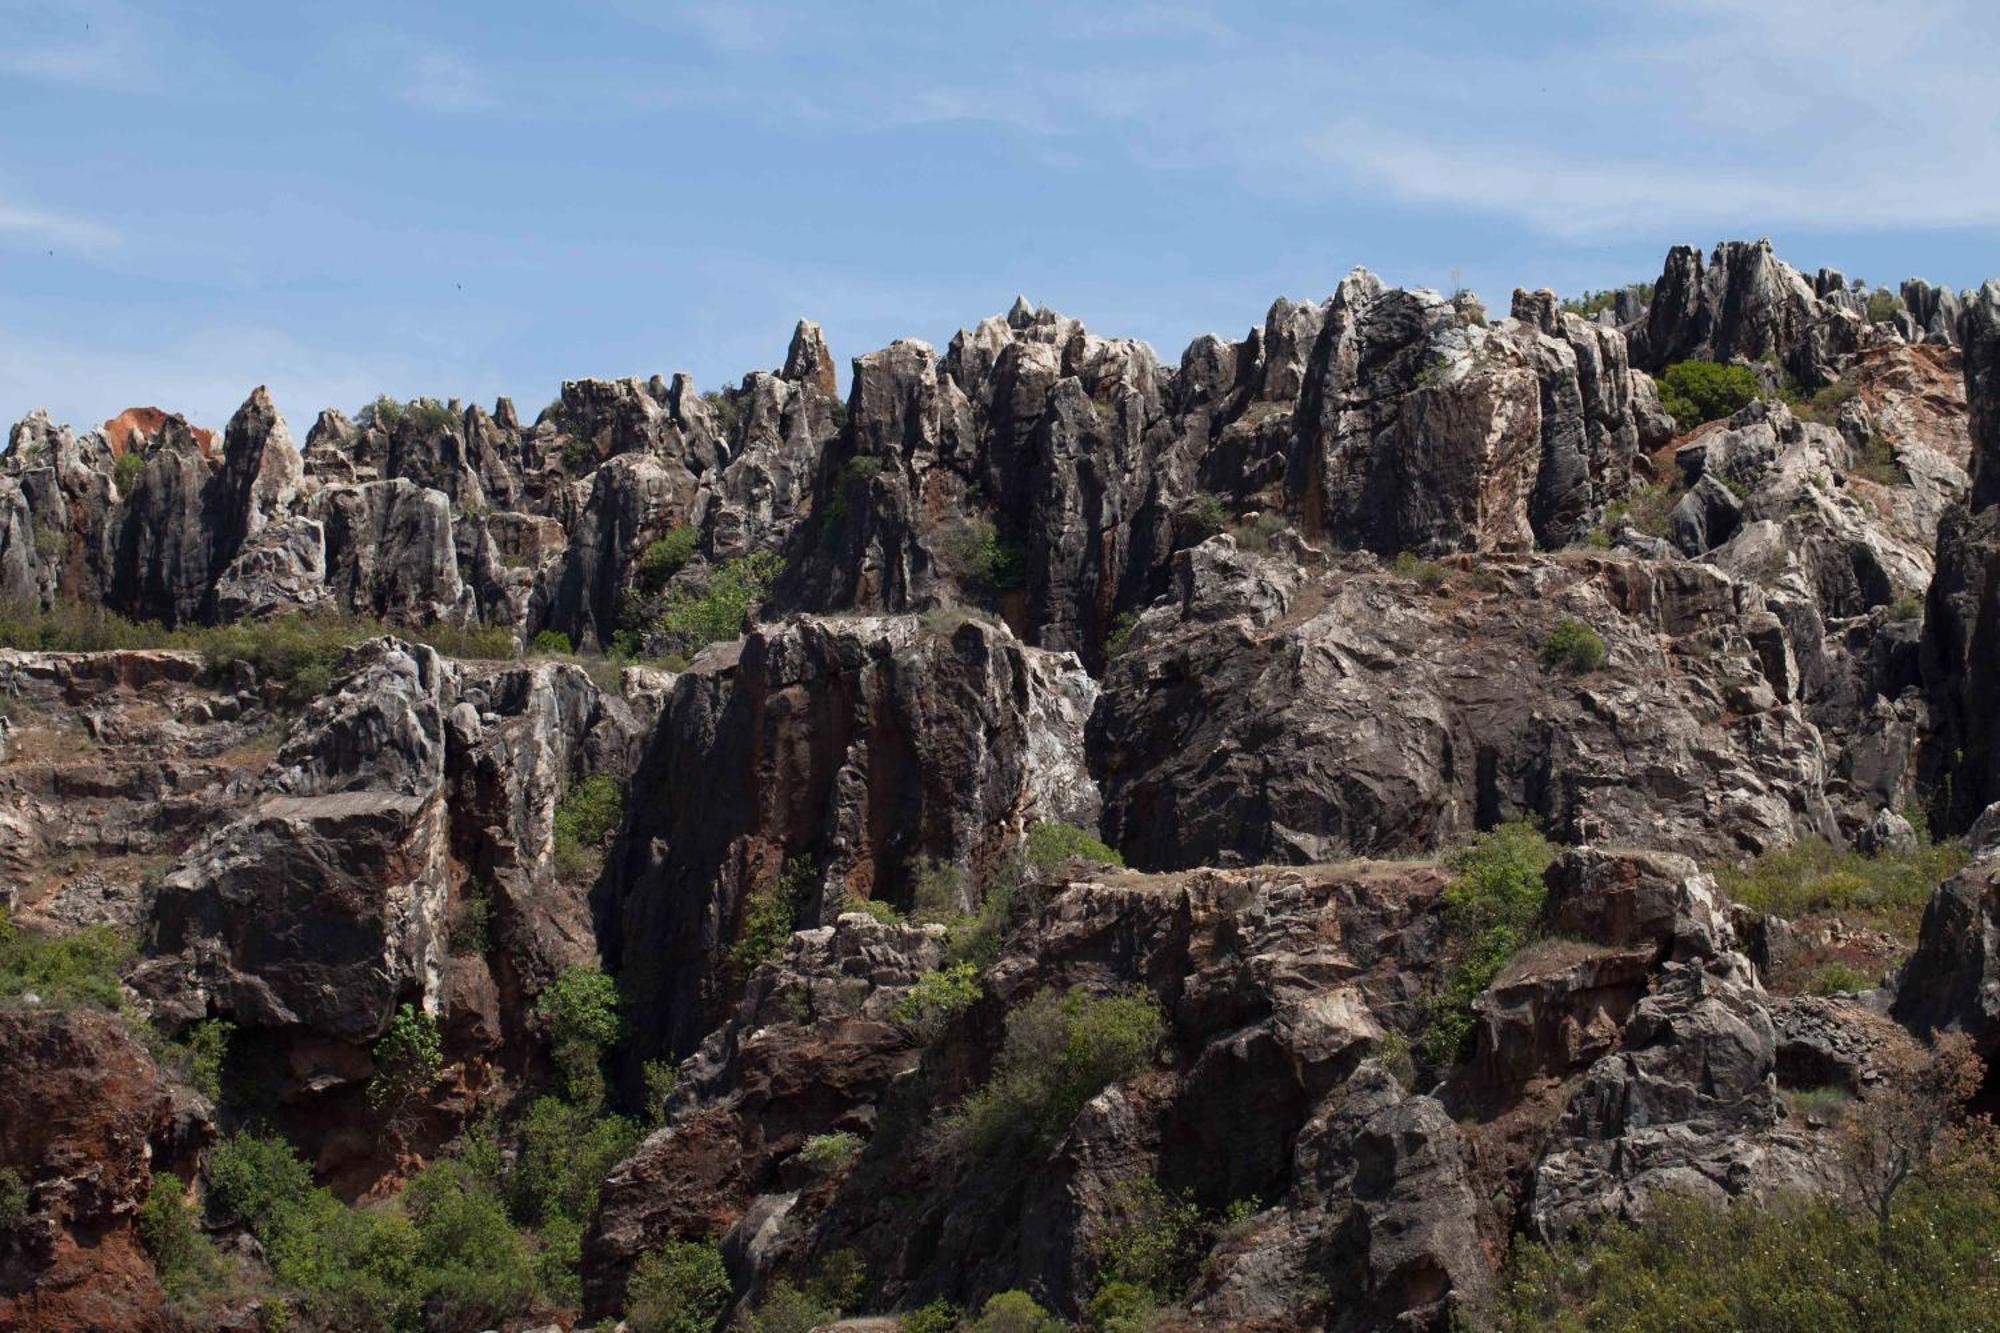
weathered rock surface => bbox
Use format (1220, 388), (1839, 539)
(602, 613), (1097, 1060)
(0, 1009), (210, 1333)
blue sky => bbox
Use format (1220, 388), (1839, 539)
(4, 0), (1998, 431)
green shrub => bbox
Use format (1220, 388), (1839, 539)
(537, 964), (622, 1104)
(798, 1131), (863, 1171)
(405, 1159), (537, 1329)
(1392, 550), (1448, 589)
(168, 1018), (234, 1101)
(1026, 821), (1124, 873)
(643, 1058), (681, 1125)
(1658, 360), (1761, 430)
(507, 1094), (641, 1234)
(972, 1289), (1066, 1333)
(943, 517), (1026, 592)
(1799, 961), (1875, 996)
(1540, 618), (1606, 674)
(654, 550), (782, 654)
(625, 1237), (731, 1333)
(732, 855), (818, 968)
(367, 1003), (442, 1116)
(700, 388), (743, 440)
(1087, 1280), (1156, 1332)
(530, 628), (574, 655)
(637, 527), (701, 589)
(843, 895), (904, 924)
(902, 1299), (965, 1333)
(910, 854), (969, 923)
(553, 773), (624, 877)
(1187, 492), (1229, 539)
(753, 1280), (838, 1333)
(113, 449), (145, 492)
(1560, 282), (1654, 319)
(894, 961), (983, 1038)
(0, 1167), (25, 1229)
(958, 987), (1164, 1156)
(405, 397), (459, 435)
(1491, 1161), (2000, 1331)
(1092, 1176), (1207, 1303)
(356, 395), (404, 431)
(138, 1172), (226, 1300)
(1417, 822), (1556, 1067)
(1716, 836), (1967, 938)
(0, 909), (131, 1011)
(1866, 290), (1906, 324)
(1103, 610), (1139, 662)
(449, 883), (492, 957)
(264, 1188), (420, 1331)
(206, 1132), (316, 1235)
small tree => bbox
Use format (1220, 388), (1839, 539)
(1841, 1032), (1985, 1249)
(367, 1004), (443, 1139)
(537, 965), (622, 1105)
(625, 1238), (731, 1333)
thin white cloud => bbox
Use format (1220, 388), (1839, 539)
(399, 48), (501, 114)
(0, 0), (158, 87)
(0, 198), (119, 257)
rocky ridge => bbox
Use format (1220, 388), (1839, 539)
(2, 239), (1998, 1330)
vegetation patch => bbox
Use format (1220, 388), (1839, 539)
(1025, 821), (1125, 873)
(1417, 822), (1557, 1067)
(1716, 835), (1967, 939)
(955, 986), (1164, 1156)
(0, 907), (131, 1011)
(1658, 360), (1760, 430)
(553, 773), (624, 878)
(733, 854), (818, 968)
(1540, 618), (1606, 675)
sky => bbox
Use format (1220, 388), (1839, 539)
(3, 0), (1999, 433)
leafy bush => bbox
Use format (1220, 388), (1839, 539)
(113, 449), (145, 492)
(507, 1094), (642, 1233)
(1560, 282), (1654, 319)
(902, 1299), (965, 1333)
(1716, 835), (1967, 937)
(0, 908), (131, 1011)
(753, 1280), (839, 1333)
(1800, 961), (1875, 996)
(972, 1290), (1066, 1333)
(1492, 1150), (2000, 1331)
(1186, 492), (1229, 540)
(405, 397), (459, 435)
(1866, 289), (1906, 324)
(1087, 1280), (1155, 1332)
(537, 964), (621, 1103)
(625, 1238), (731, 1333)
(1092, 1177), (1207, 1303)
(637, 527), (701, 589)
(530, 628), (574, 655)
(654, 551), (783, 654)
(449, 883), (492, 957)
(1103, 610), (1139, 662)
(206, 1132), (316, 1235)
(700, 388), (743, 440)
(798, 1131), (863, 1171)
(943, 517), (1026, 592)
(958, 987), (1164, 1156)
(264, 1188), (419, 1330)
(843, 895), (904, 924)
(1392, 551), (1448, 589)
(553, 774), (624, 877)
(1658, 360), (1760, 430)
(404, 1159), (538, 1329)
(1540, 618), (1606, 674)
(356, 395), (404, 431)
(0, 1167), (25, 1229)
(138, 1172), (226, 1300)
(1417, 822), (1556, 1067)
(733, 855), (818, 968)
(910, 854), (969, 922)
(1026, 821), (1124, 873)
(367, 1003), (442, 1116)
(167, 1018), (234, 1101)
(894, 961), (983, 1039)
(643, 1058), (681, 1125)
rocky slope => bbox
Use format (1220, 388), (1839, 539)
(1, 239), (1997, 1331)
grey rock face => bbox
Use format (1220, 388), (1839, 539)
(1632, 239), (1861, 391)
(602, 613), (1096, 1059)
